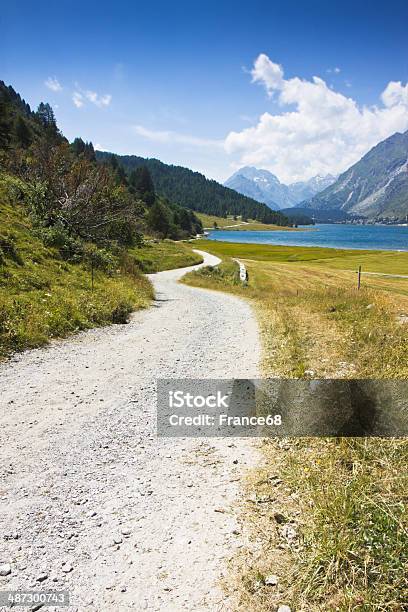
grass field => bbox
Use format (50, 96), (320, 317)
(183, 239), (408, 610)
(129, 239), (203, 272)
(196, 212), (300, 231)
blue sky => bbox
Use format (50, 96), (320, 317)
(2, 0), (408, 182)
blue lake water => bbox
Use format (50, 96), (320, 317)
(207, 224), (408, 251)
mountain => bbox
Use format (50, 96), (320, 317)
(224, 166), (336, 209)
(224, 167), (284, 209)
(304, 130), (408, 220)
(288, 175), (338, 204)
(96, 153), (291, 226)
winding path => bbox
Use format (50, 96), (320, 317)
(0, 251), (260, 611)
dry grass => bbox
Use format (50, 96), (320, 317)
(183, 242), (408, 610)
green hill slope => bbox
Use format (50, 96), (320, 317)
(0, 175), (153, 358)
(96, 152), (291, 226)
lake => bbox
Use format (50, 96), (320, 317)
(207, 224), (408, 251)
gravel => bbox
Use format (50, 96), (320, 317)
(0, 250), (260, 610)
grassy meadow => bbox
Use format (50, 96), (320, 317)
(183, 238), (408, 610)
(196, 212), (300, 231)
(0, 183), (201, 359)
(129, 239), (202, 272)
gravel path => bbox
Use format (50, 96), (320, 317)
(0, 250), (260, 611)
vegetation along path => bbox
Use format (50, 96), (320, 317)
(0, 250), (260, 611)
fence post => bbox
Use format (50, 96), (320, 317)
(357, 265), (361, 290)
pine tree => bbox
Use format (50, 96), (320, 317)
(0, 95), (10, 149)
(72, 137), (86, 156)
(84, 141), (96, 162)
(14, 116), (32, 147)
(147, 200), (171, 237)
(36, 102), (57, 131)
(129, 166), (155, 205)
(108, 154), (127, 185)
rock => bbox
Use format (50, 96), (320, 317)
(62, 565), (73, 573)
(37, 572), (48, 582)
(277, 606), (291, 612)
(273, 512), (287, 524)
(121, 528), (131, 536)
(281, 524), (297, 542)
(113, 537), (123, 545)
(0, 563), (11, 576)
(265, 574), (278, 586)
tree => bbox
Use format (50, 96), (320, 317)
(37, 102), (56, 128)
(72, 139), (96, 162)
(14, 116), (32, 147)
(84, 141), (96, 162)
(107, 153), (127, 185)
(147, 200), (171, 237)
(26, 141), (140, 243)
(0, 93), (11, 149)
(129, 166), (155, 205)
(72, 137), (86, 156)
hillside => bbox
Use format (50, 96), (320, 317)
(224, 166), (336, 209)
(96, 152), (291, 226)
(0, 80), (203, 241)
(304, 130), (408, 220)
(0, 80), (207, 356)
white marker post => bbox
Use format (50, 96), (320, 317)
(234, 259), (248, 285)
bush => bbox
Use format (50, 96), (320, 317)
(0, 234), (24, 265)
(111, 300), (134, 323)
(83, 245), (117, 274)
(37, 226), (85, 262)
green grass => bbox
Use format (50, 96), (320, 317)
(0, 184), (153, 359)
(196, 213), (300, 231)
(129, 239), (203, 272)
(195, 239), (408, 274)
(183, 239), (408, 609)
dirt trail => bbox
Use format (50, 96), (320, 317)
(0, 250), (260, 611)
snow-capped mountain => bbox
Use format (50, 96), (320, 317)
(224, 166), (336, 210)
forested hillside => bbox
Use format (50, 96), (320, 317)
(96, 152), (291, 225)
(0, 80), (203, 242)
(0, 80), (204, 356)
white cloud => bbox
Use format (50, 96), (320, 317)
(327, 67), (341, 74)
(84, 90), (112, 107)
(72, 85), (112, 108)
(381, 81), (408, 107)
(133, 125), (222, 148)
(225, 54), (408, 183)
(95, 143), (108, 151)
(45, 77), (62, 92)
(72, 92), (84, 108)
(251, 54), (284, 96)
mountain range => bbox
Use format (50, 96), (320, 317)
(224, 167), (336, 210)
(304, 130), (408, 220)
